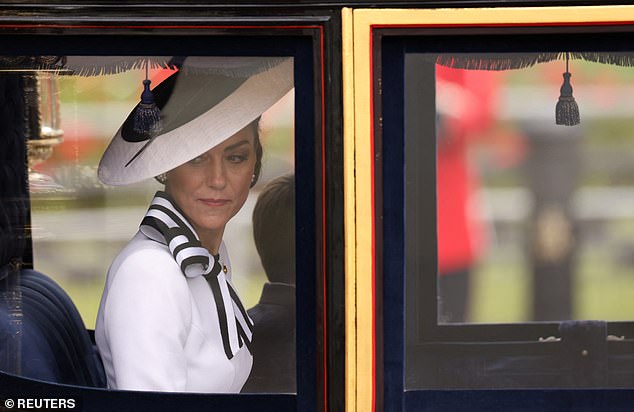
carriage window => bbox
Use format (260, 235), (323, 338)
(403, 50), (634, 389)
(351, 8), (634, 409)
(2, 55), (299, 394)
(410, 54), (634, 325)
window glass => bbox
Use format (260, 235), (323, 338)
(405, 52), (634, 325)
(31, 64), (294, 326)
(404, 51), (634, 390)
(4, 56), (296, 393)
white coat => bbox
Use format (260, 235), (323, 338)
(95, 231), (253, 392)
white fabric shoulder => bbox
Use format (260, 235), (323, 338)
(102, 237), (193, 391)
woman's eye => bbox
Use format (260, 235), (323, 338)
(227, 154), (248, 163)
(189, 155), (205, 164)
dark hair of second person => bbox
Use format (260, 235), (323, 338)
(251, 174), (295, 284)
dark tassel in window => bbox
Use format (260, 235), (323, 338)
(555, 53), (580, 126)
(133, 61), (163, 137)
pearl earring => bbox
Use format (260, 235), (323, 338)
(251, 174), (256, 184)
(155, 173), (167, 185)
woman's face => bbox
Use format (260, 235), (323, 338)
(166, 125), (257, 247)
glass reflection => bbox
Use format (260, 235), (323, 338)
(0, 56), (297, 393)
(425, 54), (634, 324)
(405, 51), (634, 391)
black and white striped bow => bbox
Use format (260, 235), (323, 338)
(139, 191), (253, 359)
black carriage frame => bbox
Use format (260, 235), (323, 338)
(0, 4), (346, 412)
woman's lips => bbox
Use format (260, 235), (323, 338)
(199, 198), (230, 207)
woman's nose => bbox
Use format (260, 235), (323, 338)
(205, 159), (227, 189)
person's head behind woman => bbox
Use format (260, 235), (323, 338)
(252, 174), (295, 284)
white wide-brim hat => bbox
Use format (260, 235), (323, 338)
(98, 56), (294, 186)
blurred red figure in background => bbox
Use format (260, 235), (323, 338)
(435, 66), (524, 322)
